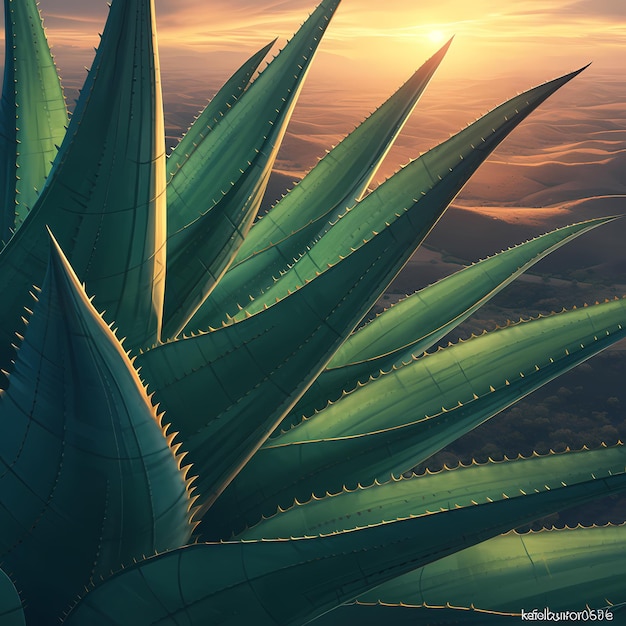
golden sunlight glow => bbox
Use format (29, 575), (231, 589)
(427, 29), (446, 45)
(32, 0), (626, 96)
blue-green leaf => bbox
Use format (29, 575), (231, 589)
(0, 0), (68, 243)
(239, 444), (626, 539)
(204, 297), (626, 537)
(139, 189), (457, 514)
(285, 217), (615, 424)
(357, 525), (626, 614)
(166, 38), (276, 199)
(161, 0), (342, 339)
(231, 67), (587, 321)
(65, 473), (626, 625)
(187, 39), (453, 331)
(141, 67), (587, 523)
(0, 234), (192, 623)
(0, 568), (25, 626)
(0, 0), (168, 384)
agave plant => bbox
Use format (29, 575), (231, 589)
(0, 0), (625, 623)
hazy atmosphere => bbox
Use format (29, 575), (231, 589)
(6, 1), (622, 226)
(1, 0), (624, 270)
(4, 0), (622, 311)
(2, 0), (626, 83)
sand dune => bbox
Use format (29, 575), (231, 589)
(459, 150), (626, 208)
(156, 66), (626, 282)
(58, 51), (622, 212)
(269, 79), (625, 228)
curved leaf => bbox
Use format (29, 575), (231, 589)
(357, 525), (626, 614)
(137, 61), (572, 515)
(187, 39), (453, 330)
(231, 67), (587, 320)
(203, 297), (626, 536)
(0, 0), (167, 383)
(332, 219), (616, 367)
(277, 299), (626, 442)
(239, 444), (626, 539)
(0, 234), (191, 623)
(0, 568), (25, 626)
(65, 473), (626, 625)
(286, 217), (616, 423)
(0, 0), (68, 243)
(161, 0), (342, 339)
(139, 176), (459, 515)
(166, 38), (276, 196)
(237, 38), (454, 262)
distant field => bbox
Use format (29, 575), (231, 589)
(54, 57), (626, 290)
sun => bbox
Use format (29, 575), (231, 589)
(427, 29), (446, 44)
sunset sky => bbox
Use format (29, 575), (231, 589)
(2, 0), (625, 93)
(1, 0), (624, 230)
(0, 1), (625, 289)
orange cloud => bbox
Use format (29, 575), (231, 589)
(2, 0), (623, 106)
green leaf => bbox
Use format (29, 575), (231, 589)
(139, 187), (459, 515)
(357, 525), (626, 614)
(166, 38), (276, 202)
(231, 67), (587, 321)
(139, 64), (575, 517)
(0, 568), (25, 626)
(286, 217), (615, 423)
(0, 0), (168, 381)
(277, 300), (626, 442)
(238, 444), (626, 539)
(161, 0), (342, 339)
(0, 234), (192, 623)
(0, 0), (68, 243)
(203, 298), (626, 537)
(331, 219), (616, 368)
(238, 37), (453, 261)
(187, 39), (453, 331)
(64, 473), (626, 625)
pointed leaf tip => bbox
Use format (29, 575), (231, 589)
(0, 224), (193, 622)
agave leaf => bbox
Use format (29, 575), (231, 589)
(0, 0), (167, 382)
(357, 525), (626, 613)
(312, 603), (519, 625)
(239, 444), (626, 539)
(329, 218), (616, 368)
(144, 68), (589, 524)
(166, 0), (340, 233)
(0, 568), (25, 626)
(0, 234), (192, 623)
(203, 298), (626, 536)
(138, 183), (459, 515)
(187, 39), (453, 330)
(166, 38), (277, 196)
(0, 0), (68, 244)
(161, 0), (342, 339)
(137, 68), (579, 515)
(231, 67), (587, 321)
(285, 216), (616, 423)
(237, 37), (453, 260)
(277, 300), (626, 442)
(63, 473), (626, 625)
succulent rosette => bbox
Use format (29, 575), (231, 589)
(0, 0), (624, 624)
